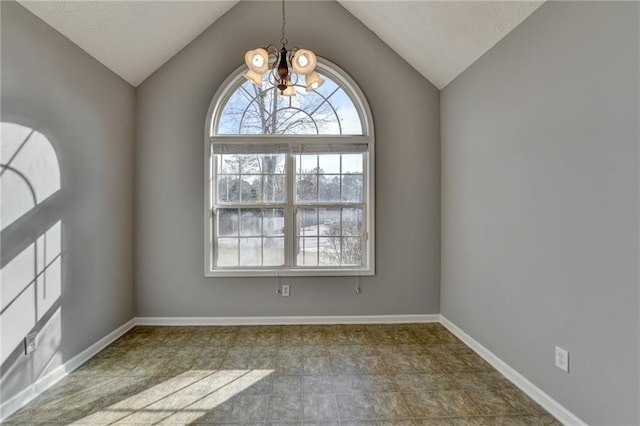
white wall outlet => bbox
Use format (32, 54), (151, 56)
(281, 284), (290, 297)
(555, 346), (569, 373)
(25, 333), (38, 354)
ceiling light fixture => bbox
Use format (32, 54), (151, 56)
(243, 0), (324, 96)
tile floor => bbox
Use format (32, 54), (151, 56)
(3, 323), (560, 425)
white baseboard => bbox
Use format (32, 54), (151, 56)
(135, 314), (440, 326)
(440, 315), (586, 426)
(0, 318), (135, 422)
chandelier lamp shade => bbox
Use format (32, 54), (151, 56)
(243, 0), (324, 96)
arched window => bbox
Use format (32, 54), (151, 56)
(205, 60), (374, 276)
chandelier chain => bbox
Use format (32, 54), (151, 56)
(280, 0), (288, 47)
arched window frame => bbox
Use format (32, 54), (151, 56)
(205, 58), (375, 277)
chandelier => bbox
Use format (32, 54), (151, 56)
(243, 0), (324, 96)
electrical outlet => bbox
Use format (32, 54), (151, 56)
(555, 346), (569, 373)
(281, 284), (290, 297)
(25, 333), (38, 354)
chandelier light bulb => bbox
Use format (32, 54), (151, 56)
(244, 48), (269, 74)
(292, 49), (317, 75)
(305, 71), (325, 92)
(252, 55), (265, 68)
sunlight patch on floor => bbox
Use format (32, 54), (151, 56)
(70, 369), (273, 424)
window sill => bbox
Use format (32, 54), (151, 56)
(205, 267), (374, 278)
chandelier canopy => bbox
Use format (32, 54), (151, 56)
(243, 0), (324, 96)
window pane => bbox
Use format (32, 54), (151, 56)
(312, 111), (340, 134)
(342, 238), (363, 265)
(342, 154), (363, 174)
(326, 89), (363, 135)
(318, 175), (341, 203)
(297, 237), (319, 266)
(263, 209), (284, 236)
(296, 154), (367, 205)
(319, 208), (340, 233)
(218, 210), (286, 268)
(219, 154), (286, 175)
(239, 238), (261, 266)
(217, 176), (240, 203)
(216, 82), (254, 135)
(291, 207), (364, 268)
(263, 238), (284, 266)
(241, 175), (262, 202)
(342, 208), (363, 236)
(263, 175), (285, 203)
(218, 209), (238, 237)
(297, 174), (317, 202)
(219, 155), (240, 174)
(217, 154), (287, 205)
(277, 108), (317, 135)
(319, 154), (340, 174)
(217, 238), (238, 266)
(342, 174), (363, 202)
(299, 155), (317, 173)
(239, 155), (262, 174)
(240, 209), (261, 236)
(319, 237), (341, 266)
(261, 154), (286, 174)
(298, 208), (318, 236)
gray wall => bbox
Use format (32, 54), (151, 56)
(1, 1), (136, 403)
(135, 1), (440, 317)
(441, 2), (639, 424)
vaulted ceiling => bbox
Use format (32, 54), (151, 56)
(17, 1), (544, 89)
